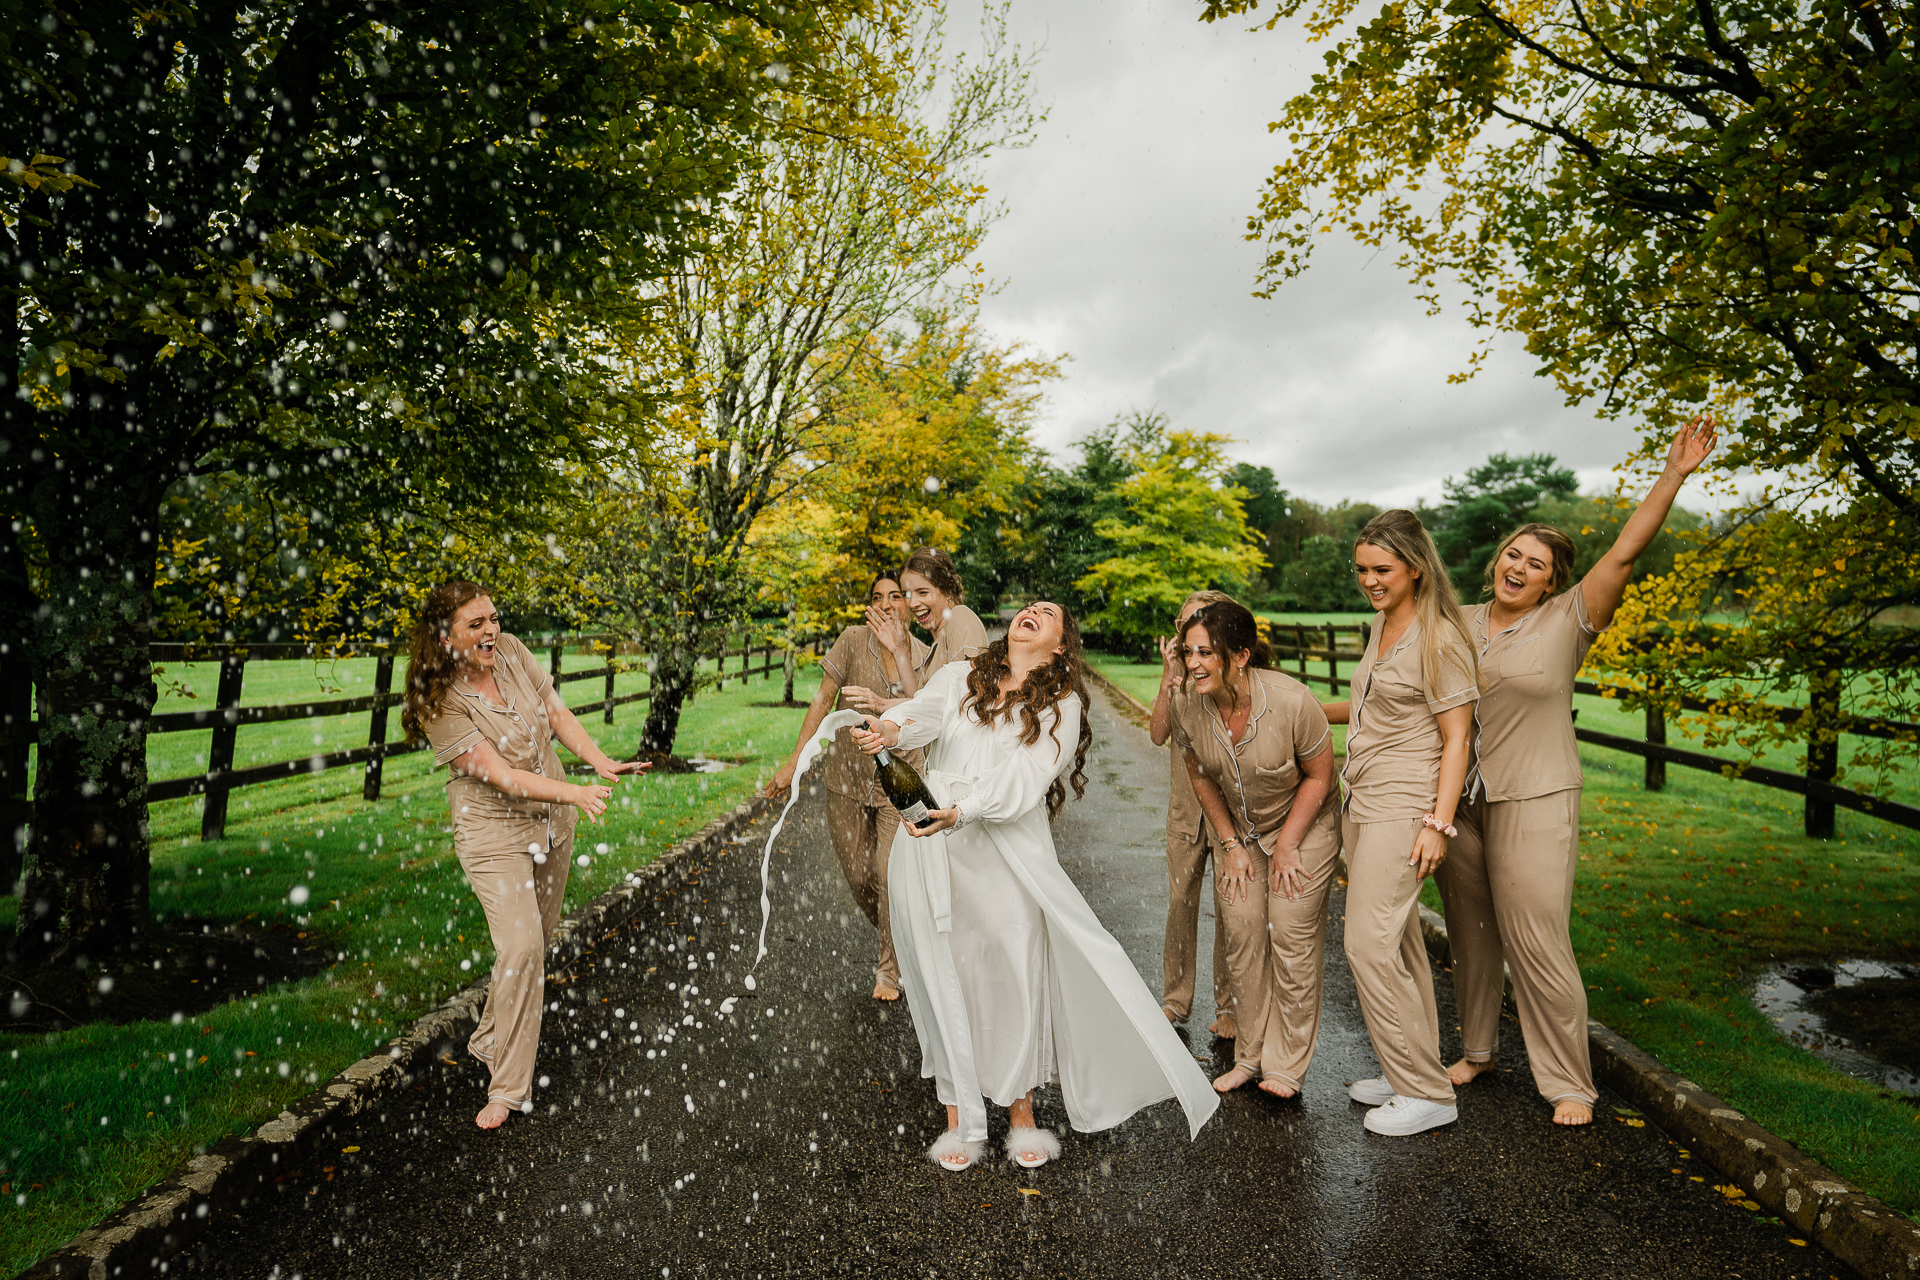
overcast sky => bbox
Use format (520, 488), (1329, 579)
(953, 0), (1647, 509)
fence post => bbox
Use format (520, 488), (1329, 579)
(603, 637), (617, 725)
(1643, 682), (1667, 792)
(1294, 624), (1308, 679)
(550, 640), (563, 685)
(201, 648), (248, 842)
(0, 663), (30, 895)
(1806, 663), (1839, 839)
(1325, 624), (1339, 694)
(362, 651), (396, 802)
(738, 633), (748, 687)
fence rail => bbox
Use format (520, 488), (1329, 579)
(1262, 620), (1919, 837)
(3, 631), (810, 856)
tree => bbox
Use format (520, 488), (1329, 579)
(746, 314), (1057, 639)
(1280, 534), (1368, 612)
(1429, 453), (1578, 590)
(1075, 423), (1267, 649)
(2, 0), (850, 962)
(1204, 0), (1920, 780)
(571, 2), (1041, 754)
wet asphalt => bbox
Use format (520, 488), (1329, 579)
(174, 687), (1853, 1279)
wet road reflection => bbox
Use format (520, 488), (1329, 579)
(177, 687), (1851, 1279)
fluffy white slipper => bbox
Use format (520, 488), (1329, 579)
(1004, 1126), (1062, 1169)
(927, 1129), (986, 1172)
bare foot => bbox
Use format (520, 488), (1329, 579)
(1258, 1078), (1298, 1099)
(476, 1101), (513, 1129)
(1207, 1012), (1237, 1040)
(1448, 1057), (1496, 1087)
(873, 978), (902, 1001)
(1553, 1099), (1594, 1126)
(1212, 1065), (1256, 1093)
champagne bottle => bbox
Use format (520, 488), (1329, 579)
(866, 720), (940, 828)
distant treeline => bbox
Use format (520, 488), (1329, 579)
(1228, 452), (1704, 613)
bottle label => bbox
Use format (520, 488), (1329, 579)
(900, 800), (930, 824)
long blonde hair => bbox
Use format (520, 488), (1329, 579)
(1355, 510), (1479, 698)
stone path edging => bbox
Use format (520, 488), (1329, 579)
(17, 795), (776, 1280)
(1089, 665), (1920, 1280)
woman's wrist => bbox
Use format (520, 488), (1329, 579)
(1421, 812), (1457, 838)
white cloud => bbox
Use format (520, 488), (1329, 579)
(955, 0), (1647, 507)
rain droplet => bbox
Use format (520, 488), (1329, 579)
(288, 885), (311, 906)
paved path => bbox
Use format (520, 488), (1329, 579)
(177, 687), (1850, 1279)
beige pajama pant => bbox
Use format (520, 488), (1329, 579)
(1162, 832), (1230, 1025)
(1436, 789), (1598, 1104)
(825, 790), (903, 990)
(1215, 806), (1342, 1086)
(461, 830), (572, 1109)
(1342, 815), (1455, 1105)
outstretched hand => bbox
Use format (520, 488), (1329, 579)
(1666, 413), (1718, 477)
(867, 605), (909, 654)
(595, 760), (650, 783)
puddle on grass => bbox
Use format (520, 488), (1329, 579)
(1752, 960), (1920, 1097)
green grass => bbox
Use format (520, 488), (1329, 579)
(1558, 747), (1920, 1215)
(0, 663), (820, 1276)
(1090, 650), (1920, 1213)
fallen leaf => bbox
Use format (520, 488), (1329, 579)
(1613, 1106), (1643, 1117)
(1739, 1200), (1760, 1211)
(979, 1203), (992, 1209)
(1615, 1117), (1646, 1127)
(441, 1056), (459, 1066)
(1788, 1239), (1807, 1247)
(342, 1145), (361, 1154)
(1018, 1188), (1042, 1198)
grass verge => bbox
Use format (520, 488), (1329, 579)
(0, 665), (820, 1276)
(1088, 651), (1920, 1215)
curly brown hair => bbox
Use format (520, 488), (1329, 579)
(959, 603), (1092, 820)
(401, 580), (493, 743)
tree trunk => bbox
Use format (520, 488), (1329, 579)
(640, 639), (702, 756)
(11, 454), (162, 965)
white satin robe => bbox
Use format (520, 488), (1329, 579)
(883, 664), (1219, 1144)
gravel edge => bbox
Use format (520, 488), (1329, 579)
(16, 794), (776, 1280)
(1088, 666), (1919, 1280)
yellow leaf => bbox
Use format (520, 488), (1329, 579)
(342, 1145), (361, 1153)
(1739, 1200), (1760, 1211)
(1788, 1239), (1807, 1247)
(1018, 1188), (1042, 1197)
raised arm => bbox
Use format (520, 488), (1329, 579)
(1580, 415), (1717, 629)
(1149, 633), (1185, 747)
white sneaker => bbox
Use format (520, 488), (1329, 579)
(1346, 1077), (1393, 1106)
(1363, 1094), (1458, 1136)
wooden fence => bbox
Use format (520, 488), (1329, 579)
(1266, 622), (1920, 838)
(0, 631), (810, 868)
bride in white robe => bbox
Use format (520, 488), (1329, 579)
(852, 602), (1219, 1170)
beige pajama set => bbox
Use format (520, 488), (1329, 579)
(1435, 588), (1600, 1106)
(1159, 703), (1230, 1027)
(424, 632), (576, 1111)
(1341, 620), (1478, 1106)
(1176, 671), (1342, 1087)
(817, 623), (934, 992)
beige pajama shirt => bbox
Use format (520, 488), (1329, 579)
(818, 623), (935, 991)
(1341, 618), (1478, 1105)
(1435, 588), (1600, 1105)
(1176, 672), (1342, 1086)
(424, 632), (577, 1111)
